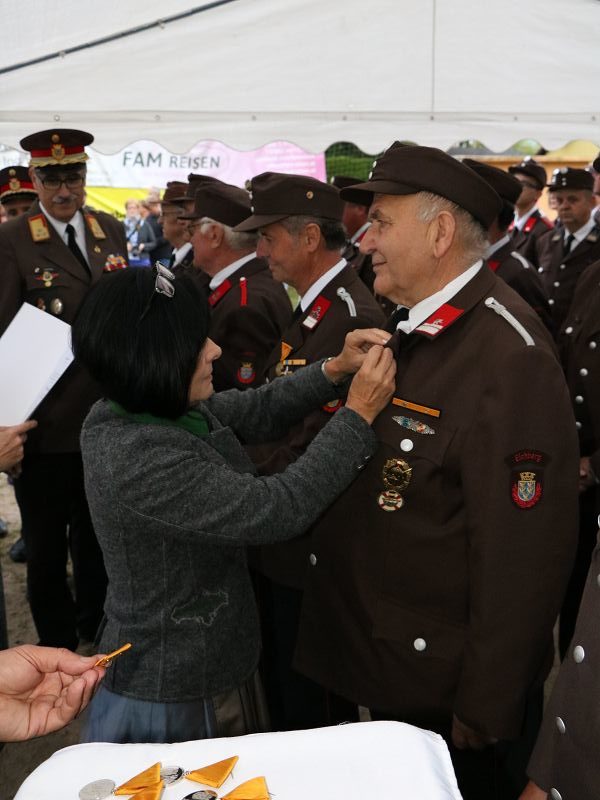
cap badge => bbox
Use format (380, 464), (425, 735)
(306, 191), (314, 199)
(8, 176), (21, 191)
(50, 133), (65, 162)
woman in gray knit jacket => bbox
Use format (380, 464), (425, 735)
(71, 265), (395, 744)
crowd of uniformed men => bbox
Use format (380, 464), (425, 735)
(1, 128), (600, 799)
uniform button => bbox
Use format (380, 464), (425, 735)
(554, 281), (560, 287)
(580, 368), (589, 377)
(576, 421), (582, 430)
(413, 638), (427, 652)
(309, 553), (317, 566)
(596, 572), (600, 588)
(575, 395), (584, 404)
(550, 789), (562, 800)
(597, 513), (600, 528)
(590, 341), (597, 350)
(548, 299), (555, 305)
(537, 267), (544, 273)
(555, 716), (566, 734)
(565, 326), (573, 334)
(573, 645), (585, 663)
(357, 464), (364, 470)
(400, 438), (414, 452)
(560, 263), (566, 270)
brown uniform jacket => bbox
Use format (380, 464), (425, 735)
(527, 534), (600, 799)
(249, 264), (386, 588)
(294, 266), (578, 740)
(510, 208), (553, 268)
(486, 239), (553, 331)
(207, 256), (293, 393)
(536, 222), (600, 331)
(558, 259), (600, 473)
(0, 201), (128, 453)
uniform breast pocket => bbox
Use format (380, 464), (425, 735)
(25, 270), (70, 316)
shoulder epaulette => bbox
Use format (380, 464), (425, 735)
(484, 297), (535, 346)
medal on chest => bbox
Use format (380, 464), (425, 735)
(377, 457), (413, 511)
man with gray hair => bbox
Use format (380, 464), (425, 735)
(293, 144), (578, 798)
(182, 179), (292, 391)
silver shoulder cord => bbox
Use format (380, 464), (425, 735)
(484, 297), (535, 346)
(337, 286), (357, 317)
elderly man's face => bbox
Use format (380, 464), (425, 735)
(30, 166), (86, 223)
(360, 194), (433, 306)
(256, 221), (308, 290)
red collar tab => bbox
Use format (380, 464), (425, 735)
(302, 295), (332, 330)
(487, 259), (501, 273)
(239, 276), (248, 307)
(208, 279), (233, 307)
(414, 303), (464, 338)
(523, 216), (537, 233)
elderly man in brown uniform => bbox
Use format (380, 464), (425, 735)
(0, 128), (128, 650)
(293, 144), (579, 799)
(508, 157), (553, 268)
(463, 159), (552, 331)
(234, 172), (386, 730)
(181, 179), (292, 392)
(536, 167), (600, 331)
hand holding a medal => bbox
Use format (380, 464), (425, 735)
(0, 644), (106, 741)
(322, 327), (392, 385)
(343, 335), (397, 425)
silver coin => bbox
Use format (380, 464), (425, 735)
(161, 765), (185, 785)
(79, 779), (116, 800)
(182, 792), (218, 800)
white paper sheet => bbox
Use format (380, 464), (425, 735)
(14, 721), (463, 800)
(0, 302), (74, 425)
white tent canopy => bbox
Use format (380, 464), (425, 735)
(1, 0), (599, 155)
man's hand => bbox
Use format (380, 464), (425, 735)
(0, 420), (37, 472)
(0, 645), (106, 742)
(451, 714), (497, 751)
(324, 328), (391, 383)
(518, 781), (547, 800)
(579, 456), (597, 493)
(345, 345), (396, 424)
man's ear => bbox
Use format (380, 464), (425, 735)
(430, 210), (456, 259)
(304, 222), (322, 253)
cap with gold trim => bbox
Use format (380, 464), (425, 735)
(338, 143), (501, 229)
(20, 128), (93, 168)
(0, 166), (37, 202)
(235, 172), (344, 232)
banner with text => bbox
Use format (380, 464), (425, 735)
(0, 141), (326, 188)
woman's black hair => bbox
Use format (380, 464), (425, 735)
(72, 268), (211, 418)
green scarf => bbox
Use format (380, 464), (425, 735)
(109, 401), (209, 437)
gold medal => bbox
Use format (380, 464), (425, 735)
(377, 457), (412, 512)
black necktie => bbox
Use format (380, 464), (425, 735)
(66, 223), (90, 273)
(385, 305), (409, 333)
(563, 233), (575, 257)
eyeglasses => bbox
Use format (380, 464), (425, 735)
(36, 173), (85, 190)
(139, 262), (176, 322)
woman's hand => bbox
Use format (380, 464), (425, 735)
(0, 420), (37, 472)
(323, 328), (391, 384)
(0, 645), (106, 742)
(345, 345), (396, 424)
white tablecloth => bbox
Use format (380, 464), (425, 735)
(15, 721), (463, 799)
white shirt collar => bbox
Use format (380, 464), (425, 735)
(485, 234), (511, 259)
(39, 202), (89, 264)
(350, 221), (370, 245)
(172, 241), (192, 266)
(396, 261), (483, 333)
(568, 215), (595, 246)
(209, 251), (256, 290)
(514, 205), (538, 231)
(300, 258), (347, 312)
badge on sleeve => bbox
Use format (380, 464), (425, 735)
(507, 450), (548, 509)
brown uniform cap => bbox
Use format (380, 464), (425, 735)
(338, 142), (501, 229)
(463, 159), (522, 205)
(162, 181), (189, 205)
(0, 166), (37, 202)
(234, 172), (344, 232)
(186, 173), (224, 198)
(548, 167), (594, 192)
(179, 181), (252, 228)
(20, 128), (93, 167)
(507, 157), (547, 191)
